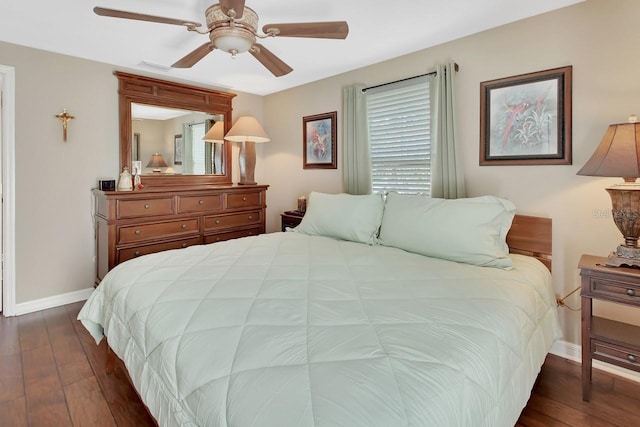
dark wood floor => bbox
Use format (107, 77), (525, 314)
(1, 302), (639, 426)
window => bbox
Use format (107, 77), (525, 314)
(365, 76), (431, 195)
(189, 122), (206, 175)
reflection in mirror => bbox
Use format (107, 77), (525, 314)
(131, 103), (225, 176)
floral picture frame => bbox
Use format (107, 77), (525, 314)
(303, 111), (337, 169)
(479, 66), (572, 165)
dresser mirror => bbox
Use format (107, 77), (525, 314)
(116, 71), (236, 187)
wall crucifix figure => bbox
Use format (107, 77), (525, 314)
(55, 108), (75, 142)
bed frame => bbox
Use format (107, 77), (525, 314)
(507, 214), (552, 271)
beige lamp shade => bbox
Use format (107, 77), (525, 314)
(202, 121), (226, 143)
(225, 116), (269, 185)
(224, 116), (270, 143)
(577, 121), (640, 181)
(147, 153), (169, 173)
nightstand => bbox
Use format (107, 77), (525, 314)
(579, 254), (640, 401)
(280, 210), (305, 231)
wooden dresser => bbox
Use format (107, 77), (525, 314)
(93, 185), (268, 283)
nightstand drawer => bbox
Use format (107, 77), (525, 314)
(592, 340), (640, 372)
(118, 218), (199, 244)
(590, 277), (640, 304)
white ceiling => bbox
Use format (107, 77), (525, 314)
(0, 0), (583, 96)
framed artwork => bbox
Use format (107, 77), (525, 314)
(479, 66), (572, 165)
(303, 111), (337, 169)
(174, 134), (183, 165)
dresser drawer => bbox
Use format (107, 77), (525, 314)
(592, 340), (640, 372)
(204, 211), (262, 231)
(177, 194), (223, 213)
(590, 277), (640, 304)
(117, 197), (174, 219)
(226, 191), (263, 209)
(118, 237), (201, 263)
(204, 227), (261, 244)
(117, 218), (199, 244)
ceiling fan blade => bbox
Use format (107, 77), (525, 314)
(250, 44), (293, 77)
(93, 7), (202, 28)
(172, 43), (215, 68)
(219, 0), (246, 19)
(263, 22), (349, 39)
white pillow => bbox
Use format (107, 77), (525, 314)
(378, 192), (516, 269)
(294, 192), (384, 244)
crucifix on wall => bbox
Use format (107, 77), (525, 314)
(55, 108), (75, 142)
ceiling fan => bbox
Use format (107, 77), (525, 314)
(94, 0), (349, 77)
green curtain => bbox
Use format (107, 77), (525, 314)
(430, 62), (465, 199)
(342, 84), (372, 195)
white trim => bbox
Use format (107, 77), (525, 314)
(550, 339), (640, 383)
(13, 287), (94, 316)
(0, 64), (16, 316)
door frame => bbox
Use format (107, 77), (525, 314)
(0, 64), (16, 316)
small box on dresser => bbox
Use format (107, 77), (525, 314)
(579, 254), (640, 401)
(94, 185), (268, 284)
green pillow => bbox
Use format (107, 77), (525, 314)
(378, 192), (516, 269)
(294, 192), (384, 245)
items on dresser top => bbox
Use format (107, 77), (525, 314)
(93, 185), (268, 283)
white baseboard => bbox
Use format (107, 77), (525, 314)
(550, 339), (640, 383)
(12, 287), (94, 316)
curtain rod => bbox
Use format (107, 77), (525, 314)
(362, 63), (459, 93)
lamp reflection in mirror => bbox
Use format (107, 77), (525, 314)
(224, 116), (270, 185)
(578, 115), (640, 267)
(202, 121), (225, 143)
(147, 153), (169, 173)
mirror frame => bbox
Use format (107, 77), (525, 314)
(116, 71), (235, 187)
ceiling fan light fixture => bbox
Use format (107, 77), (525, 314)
(212, 29), (255, 56)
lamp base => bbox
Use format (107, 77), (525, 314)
(238, 181), (257, 185)
(606, 245), (640, 268)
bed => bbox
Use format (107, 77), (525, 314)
(78, 192), (561, 427)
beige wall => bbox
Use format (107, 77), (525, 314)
(262, 0), (640, 345)
(0, 40), (262, 305)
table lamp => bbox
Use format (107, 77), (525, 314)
(147, 153), (169, 173)
(577, 115), (640, 267)
(224, 116), (270, 185)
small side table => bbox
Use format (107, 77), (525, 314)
(281, 210), (305, 231)
(579, 254), (640, 401)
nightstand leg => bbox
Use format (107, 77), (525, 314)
(581, 295), (592, 401)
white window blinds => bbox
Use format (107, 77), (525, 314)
(366, 76), (431, 195)
(191, 122), (206, 175)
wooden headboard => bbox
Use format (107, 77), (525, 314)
(506, 214), (552, 271)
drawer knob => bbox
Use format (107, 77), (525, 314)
(199, 200), (205, 205)
(627, 288), (636, 297)
(216, 237), (221, 242)
(181, 224), (187, 229)
(182, 243), (187, 248)
(144, 204), (150, 209)
(242, 197), (247, 201)
(248, 215), (253, 220)
(215, 219), (221, 224)
(629, 354), (637, 363)
(134, 251), (141, 257)
(134, 230), (141, 235)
